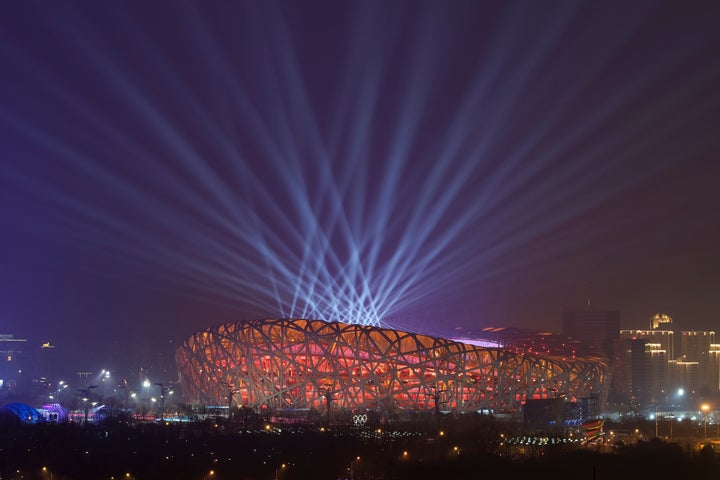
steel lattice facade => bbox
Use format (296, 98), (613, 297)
(176, 319), (608, 413)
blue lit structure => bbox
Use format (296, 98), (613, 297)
(0, 402), (42, 423)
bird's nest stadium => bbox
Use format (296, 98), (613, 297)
(176, 318), (608, 414)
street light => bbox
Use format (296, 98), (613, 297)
(78, 386), (98, 425)
(321, 385), (334, 426)
(154, 383), (172, 422)
(701, 404), (710, 438)
(56, 381), (66, 403)
(117, 380), (130, 408)
(668, 414), (675, 440)
(654, 407), (659, 438)
(274, 463), (286, 480)
(101, 370), (111, 401)
(349, 456), (360, 480)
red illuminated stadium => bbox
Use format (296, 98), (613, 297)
(176, 318), (608, 413)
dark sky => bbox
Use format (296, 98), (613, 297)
(1, 0), (719, 377)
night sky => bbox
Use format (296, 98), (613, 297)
(1, 1), (719, 376)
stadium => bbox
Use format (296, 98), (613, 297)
(176, 318), (609, 414)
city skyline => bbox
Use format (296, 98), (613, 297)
(1, 1), (719, 372)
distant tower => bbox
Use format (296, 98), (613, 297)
(562, 309), (620, 360)
(651, 313), (673, 330)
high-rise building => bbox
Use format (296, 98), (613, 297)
(617, 320), (720, 404)
(562, 309), (620, 360)
(620, 329), (674, 360)
(709, 344), (720, 394)
(646, 343), (669, 399)
(629, 338), (648, 402)
(626, 338), (668, 404)
(681, 331), (715, 393)
(681, 331), (715, 361)
(614, 314), (679, 406)
(674, 360), (700, 393)
(0, 334), (28, 393)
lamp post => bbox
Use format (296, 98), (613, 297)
(154, 383), (173, 422)
(655, 407), (659, 438)
(701, 404), (710, 438)
(274, 463), (286, 480)
(56, 381), (65, 403)
(101, 369), (111, 401)
(349, 456), (360, 480)
(321, 386), (334, 426)
(142, 378), (151, 415)
(117, 381), (129, 409)
(78, 386), (98, 425)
